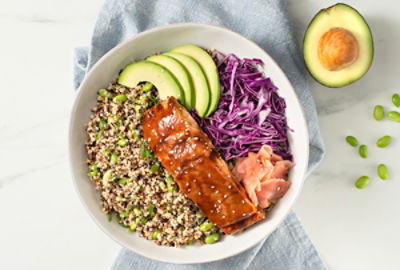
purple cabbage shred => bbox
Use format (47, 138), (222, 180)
(191, 51), (292, 161)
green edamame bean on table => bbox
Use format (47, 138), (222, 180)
(378, 164), (389, 180)
(345, 136), (358, 147)
(376, 135), (391, 148)
(359, 144), (368, 158)
(392, 93), (400, 107)
(387, 111), (400, 122)
(355, 176), (370, 189)
(373, 105), (384, 121)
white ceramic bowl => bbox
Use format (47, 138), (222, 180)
(69, 23), (309, 264)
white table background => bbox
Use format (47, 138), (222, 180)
(1, 0), (399, 269)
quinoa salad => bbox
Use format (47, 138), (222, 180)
(85, 79), (220, 247)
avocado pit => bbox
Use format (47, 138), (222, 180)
(318, 27), (359, 71)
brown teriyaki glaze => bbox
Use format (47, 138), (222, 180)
(143, 97), (259, 230)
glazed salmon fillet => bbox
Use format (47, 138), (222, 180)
(143, 97), (259, 229)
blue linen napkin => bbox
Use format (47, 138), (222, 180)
(73, 0), (326, 269)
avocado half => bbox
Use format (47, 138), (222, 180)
(303, 3), (374, 87)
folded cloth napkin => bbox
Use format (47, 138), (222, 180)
(73, 0), (326, 269)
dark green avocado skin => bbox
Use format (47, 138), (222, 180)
(303, 3), (374, 88)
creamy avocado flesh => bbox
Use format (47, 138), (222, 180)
(171, 45), (220, 116)
(118, 61), (185, 105)
(147, 55), (195, 110)
(164, 52), (211, 117)
(304, 3), (374, 87)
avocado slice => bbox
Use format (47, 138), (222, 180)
(118, 61), (185, 105)
(171, 45), (220, 116)
(147, 55), (194, 110)
(164, 52), (210, 117)
(303, 3), (373, 87)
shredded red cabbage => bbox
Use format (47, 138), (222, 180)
(191, 51), (292, 160)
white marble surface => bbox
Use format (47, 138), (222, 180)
(1, 0), (399, 269)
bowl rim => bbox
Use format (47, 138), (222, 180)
(68, 22), (310, 264)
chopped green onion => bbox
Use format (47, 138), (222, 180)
(165, 176), (177, 192)
(147, 96), (159, 105)
(115, 116), (122, 128)
(135, 217), (147, 225)
(99, 118), (106, 130)
(165, 176), (174, 184)
(96, 118), (106, 141)
(140, 141), (151, 159)
(119, 223), (129, 228)
(108, 212), (113, 222)
(152, 229), (162, 240)
(148, 203), (154, 217)
(167, 184), (177, 193)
